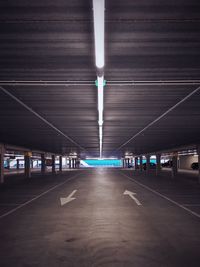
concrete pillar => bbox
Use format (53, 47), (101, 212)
(6, 159), (10, 169)
(52, 155), (56, 174)
(197, 146), (200, 183)
(41, 153), (46, 174)
(139, 156), (143, 171)
(146, 155), (150, 174)
(75, 158), (78, 168)
(0, 145), (5, 184)
(77, 159), (80, 168)
(156, 154), (161, 176)
(31, 159), (34, 169)
(73, 159), (76, 169)
(59, 156), (62, 172)
(172, 153), (178, 178)
(69, 159), (71, 169)
(134, 157), (138, 170)
(16, 159), (20, 169)
(24, 154), (31, 178)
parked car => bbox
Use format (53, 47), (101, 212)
(161, 160), (172, 168)
(142, 162), (156, 170)
(191, 162), (199, 170)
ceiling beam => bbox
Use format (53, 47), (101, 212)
(115, 85), (200, 151)
(0, 85), (85, 151)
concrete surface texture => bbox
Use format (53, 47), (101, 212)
(0, 169), (200, 267)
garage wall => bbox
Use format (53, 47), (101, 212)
(179, 155), (198, 170)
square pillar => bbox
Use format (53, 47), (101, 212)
(172, 153), (178, 178)
(16, 159), (20, 169)
(24, 153), (31, 178)
(77, 158), (80, 168)
(134, 157), (138, 170)
(146, 155), (150, 174)
(156, 154), (161, 176)
(197, 146), (200, 183)
(52, 155), (56, 174)
(6, 159), (10, 170)
(73, 159), (75, 169)
(139, 156), (143, 171)
(69, 159), (72, 169)
(59, 156), (62, 172)
(0, 145), (5, 184)
(41, 153), (46, 174)
(31, 159), (34, 169)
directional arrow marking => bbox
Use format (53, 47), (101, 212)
(123, 190), (142, 206)
(60, 190), (77, 206)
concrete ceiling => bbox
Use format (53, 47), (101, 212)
(0, 0), (200, 157)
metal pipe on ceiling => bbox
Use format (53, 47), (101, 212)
(1, 80), (200, 86)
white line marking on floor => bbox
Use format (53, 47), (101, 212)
(121, 172), (200, 219)
(183, 204), (200, 207)
(0, 203), (22, 206)
(0, 173), (81, 219)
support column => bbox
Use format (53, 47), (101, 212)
(69, 158), (71, 169)
(134, 157), (138, 170)
(52, 155), (56, 174)
(122, 158), (124, 168)
(16, 159), (20, 169)
(197, 146), (200, 183)
(31, 159), (34, 169)
(172, 152), (178, 178)
(71, 159), (73, 169)
(77, 158), (80, 168)
(6, 159), (10, 170)
(73, 159), (76, 169)
(139, 156), (143, 171)
(59, 156), (62, 172)
(0, 145), (5, 184)
(156, 153), (161, 176)
(24, 153), (31, 178)
(146, 155), (150, 174)
(41, 153), (46, 175)
(75, 158), (77, 168)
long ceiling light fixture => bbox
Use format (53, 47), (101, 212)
(93, 0), (105, 71)
(93, 0), (105, 158)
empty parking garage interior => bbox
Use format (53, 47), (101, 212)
(1, 1), (200, 266)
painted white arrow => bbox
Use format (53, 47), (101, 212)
(123, 190), (142, 206)
(60, 190), (77, 206)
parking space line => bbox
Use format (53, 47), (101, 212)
(0, 203), (22, 206)
(0, 173), (81, 219)
(183, 204), (200, 207)
(121, 172), (200, 219)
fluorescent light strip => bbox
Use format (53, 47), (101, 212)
(93, 0), (105, 158)
(93, 0), (105, 69)
(98, 76), (104, 126)
(99, 126), (103, 158)
(97, 76), (104, 158)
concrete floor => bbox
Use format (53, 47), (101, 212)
(0, 168), (200, 267)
